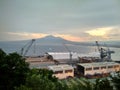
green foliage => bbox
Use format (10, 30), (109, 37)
(110, 72), (120, 90)
(0, 49), (30, 90)
(26, 74), (56, 90)
(94, 79), (113, 90)
(54, 80), (68, 90)
(15, 85), (32, 90)
(63, 78), (94, 90)
(28, 68), (58, 82)
(25, 68), (58, 90)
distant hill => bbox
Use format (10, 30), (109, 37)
(0, 35), (91, 55)
(0, 35), (120, 58)
(0, 35), (120, 48)
(34, 35), (96, 46)
(35, 35), (71, 45)
(0, 35), (92, 47)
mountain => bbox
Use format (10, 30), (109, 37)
(0, 35), (102, 46)
(35, 35), (71, 44)
(34, 35), (96, 47)
(0, 35), (120, 58)
(0, 35), (88, 55)
(0, 35), (120, 50)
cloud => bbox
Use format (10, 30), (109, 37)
(6, 32), (83, 41)
(82, 26), (120, 41)
(105, 27), (120, 40)
(0, 26), (120, 42)
(54, 34), (84, 41)
(0, 0), (120, 41)
(85, 27), (114, 36)
(7, 32), (48, 40)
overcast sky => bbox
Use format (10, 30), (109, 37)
(0, 0), (120, 41)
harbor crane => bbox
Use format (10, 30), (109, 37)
(105, 43), (115, 61)
(63, 43), (73, 65)
(96, 41), (107, 61)
(20, 39), (36, 56)
(95, 41), (115, 61)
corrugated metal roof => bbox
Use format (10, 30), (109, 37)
(77, 62), (120, 68)
(48, 64), (74, 71)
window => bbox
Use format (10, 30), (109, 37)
(65, 70), (73, 73)
(54, 71), (63, 74)
(93, 67), (99, 70)
(86, 68), (92, 71)
(108, 66), (113, 68)
(101, 66), (106, 69)
(114, 65), (119, 68)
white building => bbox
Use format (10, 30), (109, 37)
(47, 52), (78, 60)
(77, 62), (120, 76)
(48, 64), (74, 79)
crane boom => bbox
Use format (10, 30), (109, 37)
(21, 39), (35, 56)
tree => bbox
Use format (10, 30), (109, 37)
(25, 68), (58, 90)
(110, 72), (120, 90)
(94, 79), (113, 90)
(28, 68), (57, 82)
(15, 85), (32, 90)
(0, 49), (30, 90)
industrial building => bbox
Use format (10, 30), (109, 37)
(47, 52), (78, 60)
(77, 62), (120, 76)
(48, 64), (74, 79)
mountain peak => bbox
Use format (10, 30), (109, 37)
(42, 35), (63, 40)
(35, 35), (71, 44)
(44, 35), (56, 39)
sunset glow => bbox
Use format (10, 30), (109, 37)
(7, 32), (48, 40)
(54, 34), (83, 41)
(7, 32), (84, 41)
(86, 27), (113, 37)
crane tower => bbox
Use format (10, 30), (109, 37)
(95, 41), (115, 61)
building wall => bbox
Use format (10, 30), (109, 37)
(78, 63), (120, 76)
(48, 64), (74, 79)
(53, 69), (74, 79)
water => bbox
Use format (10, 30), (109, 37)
(0, 42), (119, 61)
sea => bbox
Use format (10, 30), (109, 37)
(0, 41), (120, 61)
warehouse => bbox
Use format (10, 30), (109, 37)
(77, 62), (120, 76)
(47, 52), (78, 60)
(48, 64), (74, 79)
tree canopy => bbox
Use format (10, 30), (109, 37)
(0, 49), (30, 90)
(0, 49), (120, 90)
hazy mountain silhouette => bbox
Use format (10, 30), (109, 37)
(0, 35), (90, 47)
(35, 35), (71, 44)
(0, 35), (120, 48)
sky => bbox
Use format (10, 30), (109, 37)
(0, 0), (120, 42)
